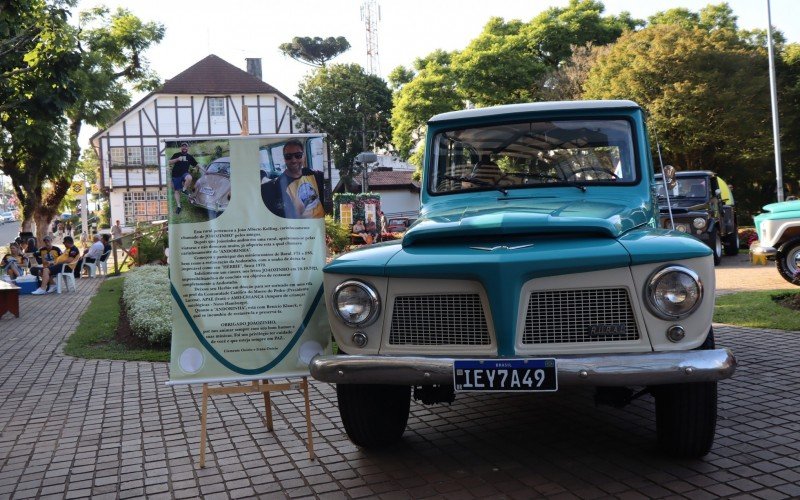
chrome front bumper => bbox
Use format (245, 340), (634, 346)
(310, 349), (736, 387)
(751, 245), (777, 258)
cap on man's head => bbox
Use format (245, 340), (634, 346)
(43, 236), (52, 242)
(180, 142), (189, 147)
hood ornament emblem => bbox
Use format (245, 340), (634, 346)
(470, 244), (534, 252)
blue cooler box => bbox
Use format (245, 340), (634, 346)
(15, 280), (39, 294)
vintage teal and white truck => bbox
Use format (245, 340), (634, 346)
(751, 199), (800, 285)
(311, 100), (736, 457)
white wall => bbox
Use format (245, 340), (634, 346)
(377, 190), (420, 215)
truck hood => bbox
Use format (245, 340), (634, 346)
(403, 198), (648, 247)
(761, 200), (800, 214)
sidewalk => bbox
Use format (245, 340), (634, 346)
(1, 272), (799, 499)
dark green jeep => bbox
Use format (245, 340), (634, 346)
(655, 170), (738, 265)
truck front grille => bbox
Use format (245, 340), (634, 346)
(521, 288), (640, 344)
(389, 294), (491, 345)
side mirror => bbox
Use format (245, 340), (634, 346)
(663, 165), (677, 190)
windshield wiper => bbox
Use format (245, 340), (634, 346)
(440, 174), (508, 195)
(502, 172), (587, 192)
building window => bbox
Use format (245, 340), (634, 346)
(143, 146), (159, 166)
(340, 203), (353, 226)
(209, 97), (225, 117)
(110, 147), (125, 166)
(123, 190), (168, 225)
(127, 147), (142, 165)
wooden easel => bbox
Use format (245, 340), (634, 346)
(198, 377), (314, 468)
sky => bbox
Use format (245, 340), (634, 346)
(74, 0), (799, 147)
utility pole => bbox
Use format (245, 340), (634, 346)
(766, 0), (784, 202)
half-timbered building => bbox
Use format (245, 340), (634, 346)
(91, 54), (303, 226)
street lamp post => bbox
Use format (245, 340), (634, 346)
(766, 0), (784, 202)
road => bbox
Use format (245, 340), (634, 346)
(0, 220), (21, 246)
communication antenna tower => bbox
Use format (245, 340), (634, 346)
(360, 0), (381, 75)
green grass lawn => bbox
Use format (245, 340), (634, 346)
(169, 190), (215, 224)
(714, 289), (800, 331)
(64, 277), (170, 362)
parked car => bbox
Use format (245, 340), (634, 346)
(311, 100), (736, 458)
(654, 170), (737, 265)
(751, 199), (800, 285)
(188, 157), (231, 216)
(385, 217), (414, 233)
(0, 211), (16, 224)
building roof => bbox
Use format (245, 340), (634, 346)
(90, 54), (295, 143)
(337, 170), (421, 193)
(160, 54), (291, 99)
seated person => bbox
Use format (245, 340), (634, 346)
(30, 235), (62, 279)
(351, 219), (373, 244)
(25, 237), (38, 255)
(31, 236), (80, 294)
(365, 216), (377, 237)
(101, 234), (112, 254)
(74, 234), (105, 278)
(2, 242), (28, 280)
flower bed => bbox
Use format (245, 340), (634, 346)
(123, 265), (171, 345)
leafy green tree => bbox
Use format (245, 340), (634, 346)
(391, 0), (639, 172)
(295, 63), (392, 187)
(43, 6), (164, 234)
(279, 36), (350, 67)
(390, 50), (461, 164)
(583, 21), (781, 218)
(0, 0), (80, 234)
(387, 65), (415, 91)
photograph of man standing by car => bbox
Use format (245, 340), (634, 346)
(169, 142), (198, 215)
(261, 139), (326, 219)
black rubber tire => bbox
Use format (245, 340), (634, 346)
(653, 327), (717, 457)
(337, 384), (411, 449)
(723, 230), (739, 256)
(775, 237), (800, 286)
(654, 381), (717, 457)
(712, 230), (722, 266)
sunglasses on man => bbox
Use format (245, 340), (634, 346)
(283, 152), (304, 160)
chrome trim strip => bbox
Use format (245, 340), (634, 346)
(309, 349), (736, 386)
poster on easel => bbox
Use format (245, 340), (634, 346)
(166, 134), (331, 385)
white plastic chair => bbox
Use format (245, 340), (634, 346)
(82, 250), (111, 278)
(56, 271), (76, 293)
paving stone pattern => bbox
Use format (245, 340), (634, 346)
(1, 277), (799, 498)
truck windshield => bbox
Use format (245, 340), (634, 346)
(430, 119), (637, 194)
(655, 177), (708, 199)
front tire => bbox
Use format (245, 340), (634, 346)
(712, 230), (722, 265)
(337, 384), (411, 449)
(653, 327), (717, 457)
(776, 237), (800, 285)
(723, 230), (739, 256)
(654, 382), (718, 457)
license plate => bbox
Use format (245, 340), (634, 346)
(453, 359), (557, 393)
(200, 186), (215, 195)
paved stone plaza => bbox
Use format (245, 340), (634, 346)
(1, 274), (799, 499)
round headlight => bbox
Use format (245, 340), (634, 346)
(692, 217), (706, 229)
(333, 280), (380, 327)
(646, 266), (703, 319)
